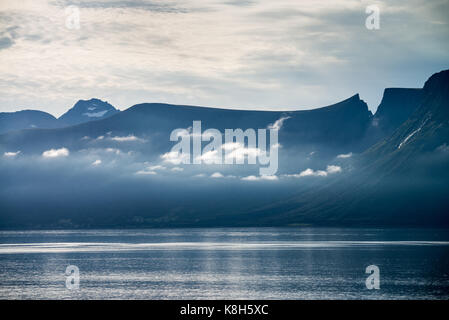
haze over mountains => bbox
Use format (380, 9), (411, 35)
(0, 70), (448, 228)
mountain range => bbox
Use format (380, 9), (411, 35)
(0, 98), (119, 134)
(0, 70), (448, 228)
(231, 70), (449, 227)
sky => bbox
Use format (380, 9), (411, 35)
(0, 0), (448, 117)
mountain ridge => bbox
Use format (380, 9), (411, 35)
(234, 69), (449, 227)
(1, 70), (448, 228)
(0, 98), (120, 134)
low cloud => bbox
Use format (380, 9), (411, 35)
(105, 148), (121, 155)
(42, 148), (69, 158)
(241, 175), (278, 181)
(3, 151), (20, 157)
(194, 142), (266, 164)
(286, 165), (342, 178)
(147, 165), (166, 171)
(326, 165), (342, 174)
(193, 173), (206, 178)
(337, 152), (353, 159)
(92, 159), (102, 166)
(268, 116), (291, 131)
(135, 169), (157, 175)
(161, 151), (190, 165)
(195, 149), (221, 164)
(211, 172), (224, 178)
(110, 135), (145, 142)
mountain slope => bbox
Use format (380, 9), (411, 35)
(240, 69), (449, 227)
(0, 110), (59, 134)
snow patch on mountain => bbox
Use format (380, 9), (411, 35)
(83, 110), (109, 118)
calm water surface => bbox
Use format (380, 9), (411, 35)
(0, 228), (448, 299)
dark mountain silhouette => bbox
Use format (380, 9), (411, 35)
(0, 110), (59, 134)
(1, 88), (425, 156)
(58, 98), (120, 126)
(1, 70), (448, 228)
(372, 88), (423, 137)
(0, 98), (119, 134)
(234, 70), (449, 227)
(0, 94), (372, 159)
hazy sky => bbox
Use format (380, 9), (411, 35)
(0, 0), (448, 116)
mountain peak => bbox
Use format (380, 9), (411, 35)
(58, 98), (119, 126)
(423, 69), (449, 94)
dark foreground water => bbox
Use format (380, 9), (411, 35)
(0, 228), (449, 299)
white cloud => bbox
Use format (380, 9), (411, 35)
(195, 142), (266, 164)
(225, 146), (262, 163)
(337, 152), (353, 159)
(241, 175), (278, 181)
(42, 148), (69, 158)
(135, 170), (157, 175)
(161, 151), (190, 165)
(105, 148), (121, 155)
(92, 159), (102, 166)
(221, 142), (243, 151)
(135, 164), (167, 175)
(286, 165), (342, 178)
(211, 172), (224, 178)
(268, 116), (291, 131)
(171, 167), (184, 172)
(195, 149), (221, 164)
(241, 175), (258, 181)
(300, 168), (328, 177)
(3, 151), (20, 157)
(326, 165), (342, 174)
(147, 165), (166, 171)
(110, 135), (145, 142)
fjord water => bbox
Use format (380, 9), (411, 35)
(0, 228), (448, 299)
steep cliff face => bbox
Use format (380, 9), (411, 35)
(367, 69), (449, 160)
(243, 70), (449, 227)
(373, 88), (423, 136)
